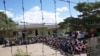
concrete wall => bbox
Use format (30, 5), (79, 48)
(87, 37), (100, 56)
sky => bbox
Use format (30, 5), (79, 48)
(0, 0), (98, 25)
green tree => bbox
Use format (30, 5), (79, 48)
(59, 17), (82, 31)
(59, 2), (100, 31)
(74, 2), (100, 29)
(0, 12), (17, 37)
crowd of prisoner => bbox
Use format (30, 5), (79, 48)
(1, 30), (91, 55)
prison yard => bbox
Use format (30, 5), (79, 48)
(0, 0), (100, 56)
(0, 36), (99, 56)
(0, 37), (100, 56)
(0, 43), (87, 56)
(0, 43), (63, 56)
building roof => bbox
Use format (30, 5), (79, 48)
(16, 24), (59, 30)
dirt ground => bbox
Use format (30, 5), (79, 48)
(0, 43), (63, 56)
(0, 43), (87, 56)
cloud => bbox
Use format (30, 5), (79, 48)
(6, 11), (14, 18)
(56, 7), (68, 12)
(0, 10), (14, 18)
(14, 6), (68, 24)
(72, 11), (82, 18)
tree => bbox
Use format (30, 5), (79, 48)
(0, 12), (17, 37)
(59, 17), (82, 31)
(74, 2), (100, 29)
(59, 2), (100, 32)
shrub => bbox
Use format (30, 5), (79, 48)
(14, 49), (30, 56)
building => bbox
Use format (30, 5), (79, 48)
(14, 24), (62, 38)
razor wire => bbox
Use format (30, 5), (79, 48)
(2, 0), (13, 56)
(53, 0), (58, 56)
(21, 0), (28, 54)
(1, 0), (98, 56)
(40, 0), (45, 56)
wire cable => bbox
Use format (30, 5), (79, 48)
(59, 0), (75, 56)
(59, 0), (78, 4)
(3, 0), (13, 56)
(3, 0), (6, 15)
(60, 0), (73, 17)
(54, 0), (58, 56)
(40, 0), (44, 56)
(22, 0), (28, 53)
(68, 1), (74, 54)
(68, 0), (72, 17)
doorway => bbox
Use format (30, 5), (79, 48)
(35, 29), (38, 36)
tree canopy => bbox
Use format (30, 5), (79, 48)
(0, 12), (16, 30)
(59, 2), (100, 31)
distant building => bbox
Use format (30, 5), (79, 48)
(14, 24), (62, 37)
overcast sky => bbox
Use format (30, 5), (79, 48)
(0, 0), (96, 24)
